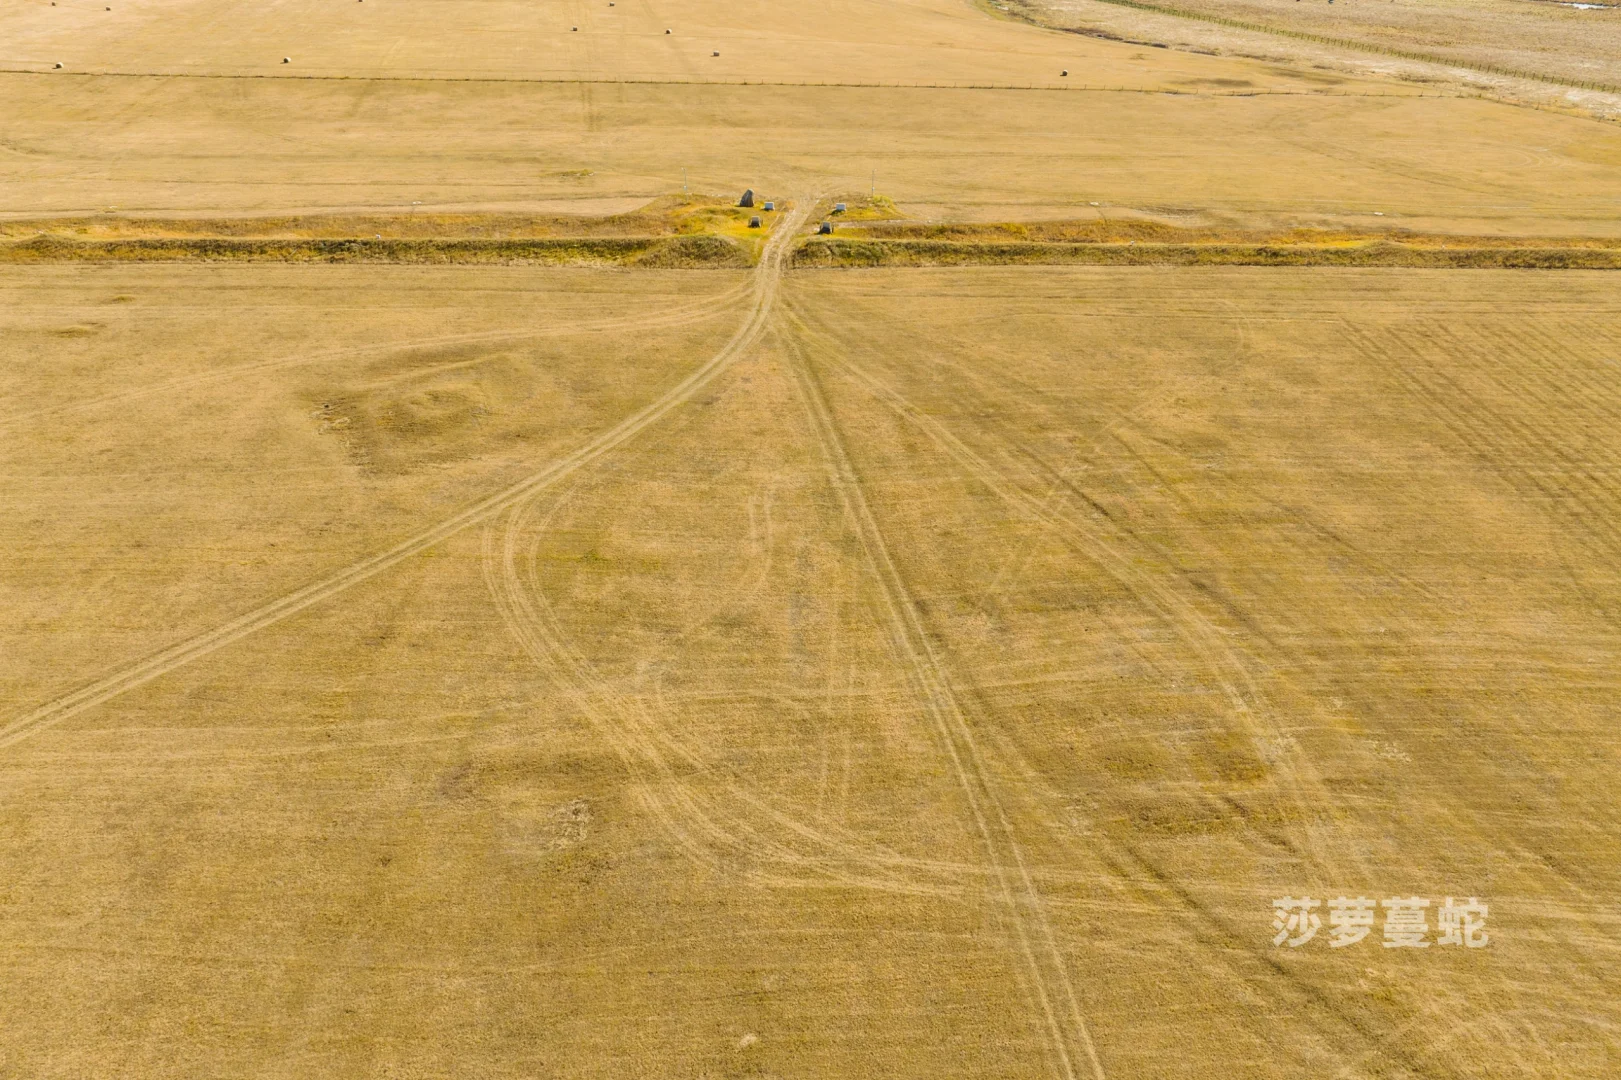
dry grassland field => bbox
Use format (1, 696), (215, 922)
(2, 0), (1621, 1077)
(1018, 0), (1621, 97)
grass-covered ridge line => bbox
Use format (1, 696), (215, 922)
(852, 219), (1621, 250)
(795, 238), (1621, 269)
(0, 193), (782, 265)
(0, 195), (766, 242)
(0, 234), (749, 267)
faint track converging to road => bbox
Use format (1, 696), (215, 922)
(0, 207), (802, 751)
(476, 200), (1022, 896)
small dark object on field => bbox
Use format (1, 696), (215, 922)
(749, 216), (762, 229)
(763, 201), (775, 211)
(282, 57), (290, 63)
(1061, 69), (1068, 76)
(712, 50), (720, 56)
(833, 203), (846, 213)
(666, 28), (672, 34)
(54, 62), (63, 68)
(739, 189), (754, 208)
(818, 222), (833, 235)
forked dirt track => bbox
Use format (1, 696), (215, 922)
(478, 287), (1108, 1079)
(0, 205), (809, 751)
(480, 492), (975, 899)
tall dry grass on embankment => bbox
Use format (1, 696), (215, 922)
(795, 234), (1621, 269)
(0, 234), (749, 267)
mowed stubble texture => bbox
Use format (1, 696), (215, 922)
(3, 264), (1620, 1076)
(4, 0), (1621, 1076)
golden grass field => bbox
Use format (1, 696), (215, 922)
(3, 0), (1620, 1077)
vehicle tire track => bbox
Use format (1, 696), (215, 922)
(786, 306), (1354, 874)
(487, 481), (1142, 898)
(777, 307), (1458, 1079)
(481, 487), (966, 897)
(1342, 319), (1621, 568)
(475, 201), (1020, 896)
(780, 329), (1108, 1080)
(0, 214), (794, 752)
